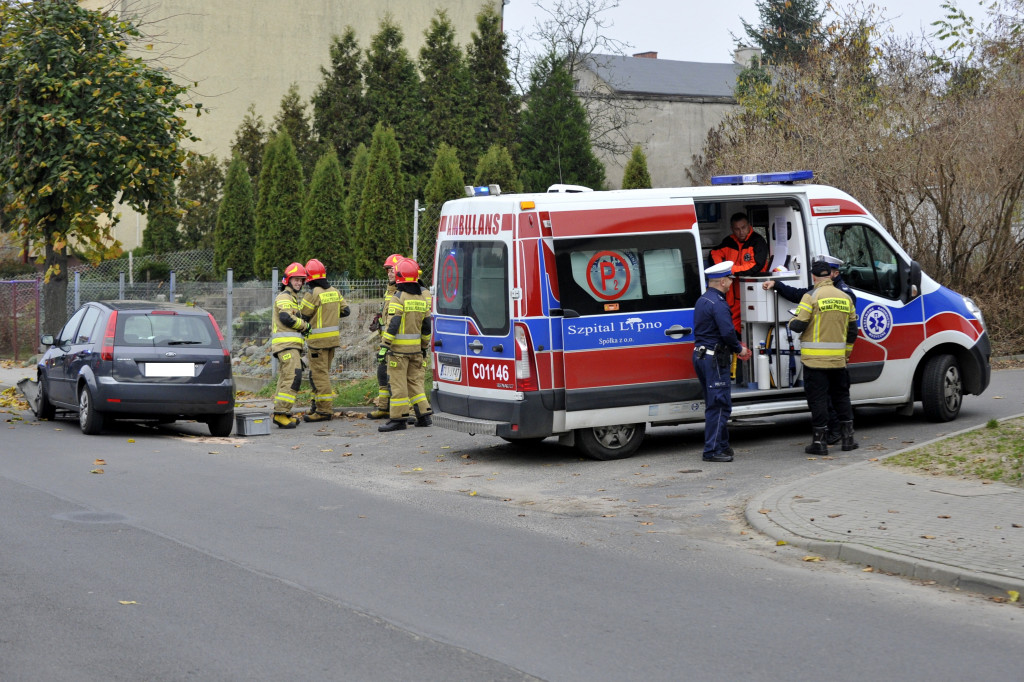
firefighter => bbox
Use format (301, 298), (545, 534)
(271, 262), (312, 428)
(299, 258), (350, 422)
(377, 258), (432, 432)
(367, 253), (402, 419)
(788, 260), (859, 455)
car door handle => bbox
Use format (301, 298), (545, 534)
(664, 325), (692, 339)
(492, 344), (503, 352)
(468, 340), (484, 353)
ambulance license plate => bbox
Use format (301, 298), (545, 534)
(439, 363), (462, 382)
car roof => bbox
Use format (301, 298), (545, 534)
(93, 300), (210, 315)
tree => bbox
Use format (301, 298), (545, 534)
(740, 0), (825, 65)
(519, 54), (605, 192)
(621, 145), (652, 189)
(229, 104), (268, 198)
(344, 142), (370, 268)
(253, 131), (305, 279)
(215, 155), (257, 280)
(141, 196), (182, 255)
(300, 149), (347, 276)
(178, 154), (224, 249)
(419, 10), (473, 169)
(312, 28), (370, 165)
(273, 83), (320, 181)
(466, 2), (520, 162)
(0, 0), (199, 332)
(423, 143), (465, 272)
(354, 124), (406, 278)
(474, 145), (522, 194)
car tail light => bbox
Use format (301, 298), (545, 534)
(208, 313), (230, 357)
(514, 322), (538, 392)
(100, 311), (118, 361)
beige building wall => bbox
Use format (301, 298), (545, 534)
(81, 0), (496, 249)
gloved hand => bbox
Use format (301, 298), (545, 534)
(369, 314), (381, 332)
(300, 321), (311, 336)
(376, 346), (388, 364)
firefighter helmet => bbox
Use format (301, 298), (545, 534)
(281, 262), (307, 286)
(383, 253), (403, 269)
(304, 258), (327, 280)
(395, 258), (419, 284)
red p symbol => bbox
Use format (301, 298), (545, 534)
(600, 262), (615, 290)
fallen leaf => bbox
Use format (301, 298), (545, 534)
(868, 457), (879, 462)
(862, 566), (874, 572)
(127, 439), (135, 443)
(1008, 591), (1020, 603)
(411, 467), (423, 471)
(208, 451), (219, 454)
(469, 491), (477, 496)
(639, 521), (653, 525)
(320, 448), (333, 452)
(989, 596), (1008, 603)
(776, 540), (787, 546)
(601, 514), (616, 518)
(1013, 523), (1022, 528)
(118, 600), (137, 605)
(441, 446), (451, 449)
(920, 535), (936, 539)
(906, 481), (916, 485)
(93, 459), (106, 465)
(938, 515), (951, 519)
(291, 446), (300, 450)
(342, 452), (352, 457)
(461, 454), (470, 459)
(993, 396), (1003, 399)
(802, 556), (824, 562)
(90, 468), (104, 474)
(888, 509), (900, 513)
(758, 508), (771, 514)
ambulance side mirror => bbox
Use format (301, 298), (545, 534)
(902, 260), (922, 303)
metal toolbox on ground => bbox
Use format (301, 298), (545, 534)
(235, 412), (271, 436)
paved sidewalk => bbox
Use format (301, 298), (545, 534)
(748, 454), (1024, 597)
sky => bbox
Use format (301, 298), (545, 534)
(501, 0), (974, 64)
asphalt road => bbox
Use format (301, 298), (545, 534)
(1, 370), (1022, 681)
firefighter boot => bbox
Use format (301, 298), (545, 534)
(302, 411), (332, 423)
(840, 421), (859, 451)
(367, 408), (389, 419)
(804, 427), (829, 455)
(273, 413), (298, 429)
(378, 418), (407, 432)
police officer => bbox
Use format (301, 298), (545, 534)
(271, 262), (312, 428)
(299, 258), (350, 422)
(368, 253), (402, 419)
(377, 258), (432, 432)
(788, 260), (859, 454)
(763, 254), (858, 444)
(693, 261), (751, 462)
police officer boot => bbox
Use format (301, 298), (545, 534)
(804, 428), (829, 455)
(378, 418), (407, 432)
(825, 426), (842, 446)
(273, 413), (298, 429)
(840, 421), (859, 451)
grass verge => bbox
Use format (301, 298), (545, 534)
(253, 376), (433, 409)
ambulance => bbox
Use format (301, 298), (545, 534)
(428, 171), (991, 459)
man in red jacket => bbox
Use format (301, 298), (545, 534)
(710, 212), (769, 333)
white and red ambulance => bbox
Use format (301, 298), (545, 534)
(429, 172), (991, 459)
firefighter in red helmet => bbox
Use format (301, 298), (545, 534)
(298, 258), (350, 421)
(367, 253), (403, 419)
(377, 258), (433, 431)
(271, 262), (312, 428)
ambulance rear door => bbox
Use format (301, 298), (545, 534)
(547, 198), (705, 428)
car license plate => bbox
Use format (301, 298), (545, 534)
(438, 363), (462, 382)
(145, 362), (195, 377)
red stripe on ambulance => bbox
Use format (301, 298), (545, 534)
(548, 205), (698, 237)
(563, 345), (696, 389)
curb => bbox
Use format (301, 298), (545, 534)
(745, 413), (1024, 596)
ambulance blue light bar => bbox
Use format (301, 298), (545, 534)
(710, 170), (814, 185)
(464, 184), (502, 197)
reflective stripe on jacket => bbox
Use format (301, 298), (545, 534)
(300, 283), (345, 349)
(790, 280), (857, 369)
(382, 290), (432, 354)
(271, 290), (306, 352)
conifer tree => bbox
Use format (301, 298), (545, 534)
(178, 154), (224, 249)
(215, 155), (257, 280)
(466, 3), (519, 162)
(422, 143), (465, 273)
(254, 131), (305, 278)
(345, 142), (370, 269)
(273, 83), (321, 182)
(312, 27), (369, 165)
(519, 54), (605, 192)
(230, 104), (268, 197)
(741, 0), (824, 65)
(300, 149), (347, 276)
(142, 196), (181, 255)
(621, 145), (653, 189)
(474, 145), (522, 194)
(420, 10), (473, 170)
(355, 124), (406, 278)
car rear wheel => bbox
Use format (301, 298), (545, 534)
(33, 375), (56, 421)
(206, 412), (234, 437)
(575, 423), (646, 460)
(78, 385), (104, 435)
(921, 354), (962, 422)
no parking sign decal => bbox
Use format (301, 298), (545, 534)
(585, 250), (638, 301)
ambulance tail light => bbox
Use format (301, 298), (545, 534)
(100, 311), (118, 361)
(514, 323), (539, 392)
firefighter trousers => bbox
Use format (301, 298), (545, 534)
(273, 348), (303, 414)
(387, 353), (432, 419)
(374, 357), (390, 411)
(308, 346), (336, 413)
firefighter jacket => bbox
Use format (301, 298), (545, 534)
(300, 279), (350, 349)
(381, 283), (431, 356)
(710, 231), (770, 275)
(271, 288), (309, 354)
(374, 284), (398, 336)
(788, 279), (858, 369)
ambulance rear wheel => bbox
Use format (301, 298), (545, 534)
(921, 354), (962, 422)
(576, 423), (646, 460)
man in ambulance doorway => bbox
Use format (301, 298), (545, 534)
(710, 212), (770, 332)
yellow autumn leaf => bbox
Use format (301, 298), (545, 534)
(321, 448), (333, 452)
(90, 468), (104, 474)
(127, 439), (135, 443)
(412, 467), (423, 471)
(119, 600), (137, 605)
(776, 540), (787, 546)
(920, 535), (936, 539)
(93, 459), (106, 465)
(1008, 591), (1020, 603)
(469, 491), (477, 496)
(802, 556), (824, 562)
(863, 566), (874, 572)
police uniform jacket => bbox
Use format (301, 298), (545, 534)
(300, 278), (350, 349)
(693, 287), (742, 354)
(710, 232), (769, 276)
(271, 288), (307, 353)
(788, 279), (858, 369)
(382, 283), (431, 356)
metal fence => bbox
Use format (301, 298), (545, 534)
(0, 279), (41, 362)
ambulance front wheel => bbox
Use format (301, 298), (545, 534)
(576, 423), (646, 460)
(921, 354), (963, 422)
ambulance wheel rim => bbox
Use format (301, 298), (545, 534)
(941, 364), (962, 413)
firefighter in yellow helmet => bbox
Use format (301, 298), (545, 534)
(377, 258), (433, 431)
(271, 262), (312, 428)
(298, 258), (350, 421)
(367, 253), (402, 419)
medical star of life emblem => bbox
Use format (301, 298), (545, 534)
(861, 303), (893, 341)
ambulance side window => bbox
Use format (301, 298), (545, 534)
(435, 240), (510, 336)
(554, 233), (701, 316)
(824, 223), (901, 299)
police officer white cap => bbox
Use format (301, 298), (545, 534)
(705, 261), (735, 279)
(817, 254), (844, 268)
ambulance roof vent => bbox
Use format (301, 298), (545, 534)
(547, 184), (593, 193)
(710, 170), (814, 186)
(465, 184), (501, 197)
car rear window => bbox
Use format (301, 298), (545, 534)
(117, 312), (219, 347)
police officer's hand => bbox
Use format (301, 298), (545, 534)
(737, 343), (752, 361)
(376, 346), (388, 364)
(762, 280), (775, 291)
